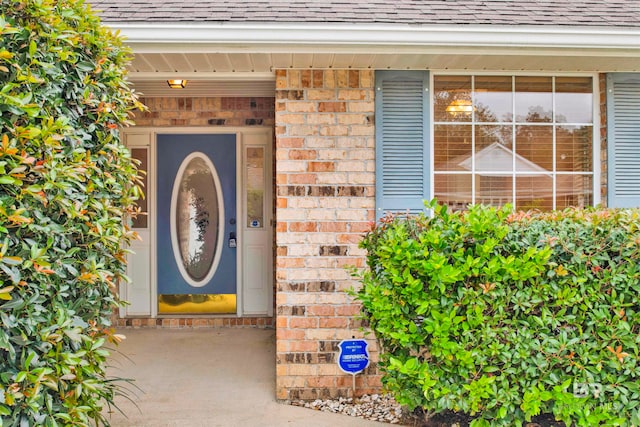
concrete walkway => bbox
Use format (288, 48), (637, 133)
(105, 328), (385, 426)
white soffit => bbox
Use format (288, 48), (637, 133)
(128, 52), (640, 77)
(117, 22), (640, 95)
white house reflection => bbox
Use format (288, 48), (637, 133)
(435, 139), (591, 211)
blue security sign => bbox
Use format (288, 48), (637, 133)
(338, 339), (369, 375)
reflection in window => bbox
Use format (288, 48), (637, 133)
(475, 126), (513, 172)
(556, 175), (593, 209)
(130, 148), (148, 228)
(174, 156), (220, 283)
(434, 125), (472, 170)
(246, 147), (265, 228)
(556, 125), (593, 172)
(515, 126), (553, 171)
(556, 77), (593, 123)
(474, 76), (512, 123)
(515, 77), (552, 122)
(515, 175), (554, 211)
(476, 175), (513, 207)
(433, 75), (593, 211)
(434, 174), (472, 211)
(434, 76), (472, 122)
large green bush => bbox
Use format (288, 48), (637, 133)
(0, 0), (142, 425)
(356, 201), (640, 426)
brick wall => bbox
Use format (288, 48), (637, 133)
(599, 73), (608, 205)
(274, 69), (380, 400)
(133, 96), (275, 127)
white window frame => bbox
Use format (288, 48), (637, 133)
(429, 71), (601, 209)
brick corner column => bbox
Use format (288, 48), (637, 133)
(274, 69), (382, 400)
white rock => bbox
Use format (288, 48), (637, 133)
(288, 393), (403, 424)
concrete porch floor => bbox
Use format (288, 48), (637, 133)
(105, 328), (385, 426)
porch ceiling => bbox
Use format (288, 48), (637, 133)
(121, 23), (640, 97)
(130, 51), (640, 75)
(128, 51), (640, 97)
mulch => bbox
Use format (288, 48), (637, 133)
(402, 409), (568, 427)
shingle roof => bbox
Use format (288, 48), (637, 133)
(90, 0), (640, 27)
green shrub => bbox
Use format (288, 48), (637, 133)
(356, 200), (640, 426)
(0, 0), (142, 425)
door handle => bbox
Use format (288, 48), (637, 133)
(228, 232), (237, 248)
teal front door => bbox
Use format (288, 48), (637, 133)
(156, 134), (237, 313)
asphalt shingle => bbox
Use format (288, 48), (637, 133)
(89, 0), (640, 27)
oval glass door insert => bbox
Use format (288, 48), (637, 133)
(170, 152), (224, 287)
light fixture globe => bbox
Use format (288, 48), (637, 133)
(167, 79), (187, 89)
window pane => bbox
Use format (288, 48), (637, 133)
(434, 76), (472, 122)
(475, 174), (513, 207)
(429, 74), (594, 212)
(131, 148), (148, 229)
(434, 173), (472, 210)
(515, 125), (553, 171)
(175, 156), (220, 282)
(246, 147), (265, 228)
(556, 174), (593, 209)
(555, 77), (592, 124)
(475, 125), (513, 172)
(556, 125), (593, 172)
(434, 125), (473, 171)
(515, 77), (552, 123)
(516, 175), (553, 211)
(474, 76), (513, 123)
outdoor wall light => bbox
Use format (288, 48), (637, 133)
(167, 79), (187, 89)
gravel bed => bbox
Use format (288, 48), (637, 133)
(289, 394), (404, 424)
(288, 395), (567, 426)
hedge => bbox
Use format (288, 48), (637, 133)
(356, 201), (640, 426)
(0, 0), (142, 425)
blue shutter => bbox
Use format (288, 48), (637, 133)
(375, 71), (430, 219)
(607, 73), (640, 208)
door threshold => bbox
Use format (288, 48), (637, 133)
(114, 316), (274, 329)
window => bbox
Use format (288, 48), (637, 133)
(433, 75), (594, 211)
(375, 71), (597, 216)
(130, 147), (148, 228)
(246, 146), (265, 228)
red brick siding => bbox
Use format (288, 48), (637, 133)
(274, 69), (379, 400)
(133, 96), (275, 127)
(599, 73), (608, 205)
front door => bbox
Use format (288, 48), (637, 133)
(156, 134), (237, 314)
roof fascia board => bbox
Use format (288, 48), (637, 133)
(110, 22), (640, 53)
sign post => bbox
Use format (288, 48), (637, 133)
(338, 339), (369, 393)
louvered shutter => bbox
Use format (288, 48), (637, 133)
(607, 73), (640, 208)
(375, 71), (430, 219)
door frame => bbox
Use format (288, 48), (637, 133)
(121, 126), (273, 318)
